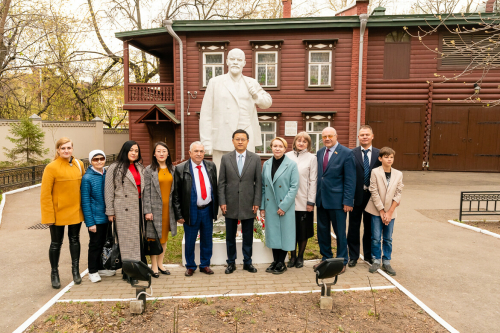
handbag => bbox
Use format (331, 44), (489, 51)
(102, 220), (122, 270)
(143, 220), (163, 256)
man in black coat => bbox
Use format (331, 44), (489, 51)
(347, 125), (381, 267)
(218, 129), (262, 274)
(172, 141), (218, 277)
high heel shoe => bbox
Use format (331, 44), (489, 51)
(152, 271), (159, 278)
(158, 267), (170, 275)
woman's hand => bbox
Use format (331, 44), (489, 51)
(145, 213), (153, 221)
(89, 225), (97, 233)
(277, 208), (285, 216)
(260, 210), (266, 218)
(306, 205), (314, 212)
(108, 215), (115, 222)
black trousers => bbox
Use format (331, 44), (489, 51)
(49, 223), (82, 269)
(88, 223), (111, 274)
(225, 218), (254, 265)
(272, 249), (287, 264)
(347, 190), (373, 261)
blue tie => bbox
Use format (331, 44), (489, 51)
(363, 149), (370, 187)
(238, 154), (243, 176)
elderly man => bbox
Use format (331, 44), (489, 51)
(199, 48), (273, 169)
(315, 127), (356, 274)
(172, 142), (219, 277)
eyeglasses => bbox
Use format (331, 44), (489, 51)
(92, 157), (106, 162)
(233, 138), (248, 142)
(322, 135), (336, 139)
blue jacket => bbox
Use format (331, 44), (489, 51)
(81, 167), (108, 227)
(316, 144), (356, 209)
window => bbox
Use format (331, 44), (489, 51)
(255, 121), (277, 155)
(309, 51), (332, 87)
(256, 52), (278, 87)
(384, 30), (411, 79)
(203, 52), (224, 87)
(306, 121), (330, 153)
(439, 33), (500, 69)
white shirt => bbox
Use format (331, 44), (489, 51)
(236, 150), (247, 166)
(191, 160), (212, 206)
(361, 145), (372, 190)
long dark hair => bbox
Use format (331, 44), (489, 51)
(150, 141), (173, 173)
(113, 140), (142, 181)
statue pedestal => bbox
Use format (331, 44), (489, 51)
(182, 235), (274, 266)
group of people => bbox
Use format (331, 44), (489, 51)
(40, 124), (404, 289)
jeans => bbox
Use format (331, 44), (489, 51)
(88, 223), (111, 274)
(371, 215), (395, 265)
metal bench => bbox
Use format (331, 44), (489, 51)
(459, 191), (500, 221)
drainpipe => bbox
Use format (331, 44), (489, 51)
(164, 20), (185, 160)
(356, 14), (368, 147)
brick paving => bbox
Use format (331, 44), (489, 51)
(60, 260), (393, 301)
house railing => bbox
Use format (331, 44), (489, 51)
(0, 154), (117, 193)
(459, 191), (500, 221)
(127, 83), (174, 103)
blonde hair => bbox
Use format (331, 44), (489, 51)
(292, 132), (312, 151)
(54, 137), (73, 160)
(270, 137), (288, 149)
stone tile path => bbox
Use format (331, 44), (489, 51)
(60, 261), (393, 301)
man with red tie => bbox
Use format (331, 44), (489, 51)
(172, 141), (219, 276)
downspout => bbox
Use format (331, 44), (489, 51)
(164, 20), (185, 160)
(356, 14), (368, 146)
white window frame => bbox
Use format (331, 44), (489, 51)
(255, 51), (278, 87)
(202, 52), (224, 87)
(308, 50), (332, 87)
(256, 121), (277, 155)
(306, 120), (330, 154)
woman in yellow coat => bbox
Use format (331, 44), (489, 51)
(41, 137), (85, 289)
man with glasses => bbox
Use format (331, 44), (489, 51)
(218, 129), (262, 274)
(314, 127), (356, 274)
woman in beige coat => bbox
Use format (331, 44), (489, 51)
(285, 132), (318, 268)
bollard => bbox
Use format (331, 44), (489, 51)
(320, 282), (333, 310)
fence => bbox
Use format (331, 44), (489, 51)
(0, 154), (117, 193)
(459, 191), (500, 221)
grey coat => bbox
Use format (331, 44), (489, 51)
(142, 165), (177, 240)
(218, 150), (262, 220)
(104, 162), (144, 261)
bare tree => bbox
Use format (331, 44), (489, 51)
(411, 0), (482, 14)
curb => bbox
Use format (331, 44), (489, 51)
(0, 184), (41, 226)
(447, 220), (500, 239)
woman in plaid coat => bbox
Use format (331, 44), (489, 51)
(104, 141), (146, 283)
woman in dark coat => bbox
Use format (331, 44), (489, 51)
(143, 142), (177, 277)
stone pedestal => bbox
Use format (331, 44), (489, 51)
(320, 296), (333, 310)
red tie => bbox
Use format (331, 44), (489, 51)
(196, 165), (207, 200)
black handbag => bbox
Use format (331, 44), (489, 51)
(102, 221), (122, 270)
(143, 220), (163, 256)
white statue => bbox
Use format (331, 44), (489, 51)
(199, 48), (273, 169)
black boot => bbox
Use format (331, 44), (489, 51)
(51, 269), (61, 289)
(69, 225), (82, 285)
(49, 238), (62, 289)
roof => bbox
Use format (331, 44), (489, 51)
(135, 105), (180, 125)
(115, 13), (499, 40)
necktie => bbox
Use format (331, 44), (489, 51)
(196, 165), (207, 200)
(237, 154), (243, 176)
(363, 149), (370, 187)
(323, 148), (330, 173)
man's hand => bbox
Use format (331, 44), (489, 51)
(177, 219), (185, 224)
(220, 205), (227, 215)
(384, 211), (394, 224)
(89, 225), (97, 233)
(145, 213), (153, 221)
(343, 205), (353, 213)
(248, 85), (258, 100)
(253, 206), (259, 214)
(277, 208), (285, 216)
(379, 210), (386, 221)
(306, 205), (314, 212)
(260, 210), (265, 218)
(108, 215), (115, 222)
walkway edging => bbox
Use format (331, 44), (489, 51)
(0, 184), (41, 226)
(447, 220), (500, 239)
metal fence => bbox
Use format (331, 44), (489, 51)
(0, 154), (117, 193)
(459, 191), (500, 221)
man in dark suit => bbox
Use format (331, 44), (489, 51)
(347, 125), (381, 267)
(172, 141), (218, 277)
(218, 129), (262, 274)
(315, 127), (356, 274)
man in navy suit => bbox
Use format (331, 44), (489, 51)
(347, 125), (381, 267)
(315, 127), (356, 274)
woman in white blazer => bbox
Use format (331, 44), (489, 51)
(285, 132), (318, 268)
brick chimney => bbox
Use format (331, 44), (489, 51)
(336, 0), (369, 16)
(282, 0), (292, 18)
(485, 0), (497, 12)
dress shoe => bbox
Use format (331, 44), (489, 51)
(295, 257), (304, 268)
(369, 262), (380, 274)
(266, 262), (277, 273)
(158, 267), (170, 275)
(287, 257), (296, 268)
(225, 263), (236, 274)
(185, 268), (195, 277)
(200, 267), (214, 275)
(152, 272), (160, 278)
(272, 262), (287, 275)
(313, 260), (324, 270)
(348, 259), (357, 267)
(243, 264), (257, 273)
(51, 269), (61, 289)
